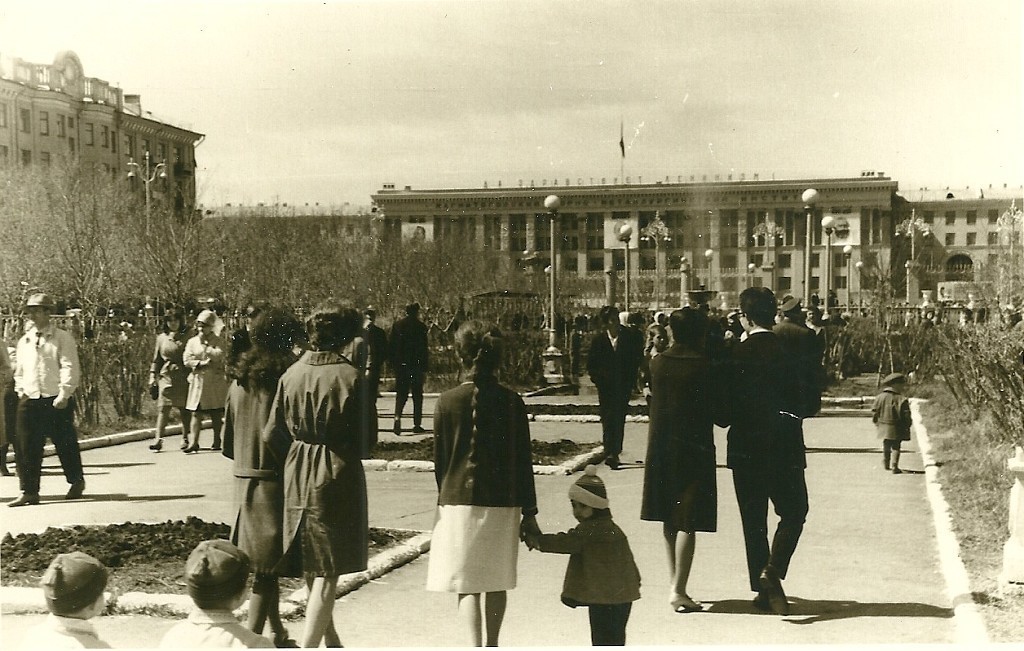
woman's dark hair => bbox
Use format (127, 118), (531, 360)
(668, 308), (707, 349)
(161, 307), (188, 335)
(739, 287), (778, 329)
(306, 302), (361, 352)
(228, 307), (300, 392)
(455, 320), (503, 377)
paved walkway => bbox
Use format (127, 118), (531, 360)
(0, 405), (970, 647)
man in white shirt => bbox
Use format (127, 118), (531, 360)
(9, 293), (85, 507)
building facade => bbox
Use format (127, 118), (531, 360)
(371, 174), (901, 307)
(0, 51), (204, 212)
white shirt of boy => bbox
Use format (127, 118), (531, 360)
(20, 613), (110, 649)
(159, 609), (274, 648)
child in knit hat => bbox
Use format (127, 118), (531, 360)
(873, 372), (913, 474)
(159, 539), (273, 648)
(524, 465), (641, 646)
(20, 551), (110, 649)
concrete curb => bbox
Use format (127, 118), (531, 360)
(911, 398), (990, 644)
(0, 529), (434, 618)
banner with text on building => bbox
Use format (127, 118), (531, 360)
(603, 216), (640, 250)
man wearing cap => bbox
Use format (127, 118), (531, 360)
(773, 295), (825, 419)
(10, 293), (86, 507)
(361, 307), (387, 455)
(389, 302), (429, 434)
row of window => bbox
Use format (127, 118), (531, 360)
(919, 209), (1002, 226)
(0, 102), (191, 167)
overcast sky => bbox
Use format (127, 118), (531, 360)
(3, 0), (1021, 207)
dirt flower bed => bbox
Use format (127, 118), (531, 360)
(1, 517), (418, 597)
(372, 438), (599, 466)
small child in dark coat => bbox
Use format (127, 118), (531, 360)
(525, 465), (641, 646)
(873, 372), (913, 474)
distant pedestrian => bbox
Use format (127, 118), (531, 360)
(183, 309), (229, 453)
(525, 465), (641, 646)
(427, 320), (539, 647)
(147, 307), (193, 452)
(262, 303), (368, 648)
(10, 293), (86, 507)
(638, 323), (668, 402)
(222, 307), (301, 647)
(389, 302), (429, 434)
(361, 306), (388, 457)
(872, 373), (913, 474)
(20, 551), (110, 649)
(159, 540), (273, 648)
(641, 307), (725, 613)
(586, 305), (644, 470)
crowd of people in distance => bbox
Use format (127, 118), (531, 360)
(4, 284), (930, 648)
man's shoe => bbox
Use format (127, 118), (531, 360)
(65, 481), (86, 500)
(758, 566), (789, 615)
(211, 441), (222, 451)
(892, 467), (903, 475)
(8, 493), (40, 507)
(412, 425), (426, 434)
(604, 455), (620, 470)
(0, 465), (11, 476)
(393, 423), (402, 435)
(752, 591), (771, 612)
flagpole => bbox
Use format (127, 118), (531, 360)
(619, 118), (625, 183)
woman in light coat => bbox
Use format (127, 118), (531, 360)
(183, 309), (229, 453)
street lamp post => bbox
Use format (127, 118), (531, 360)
(640, 211), (672, 309)
(747, 262), (757, 287)
(821, 215), (836, 313)
(541, 194), (566, 385)
(802, 188), (819, 307)
(895, 209), (930, 304)
(843, 244), (853, 310)
(679, 257), (691, 304)
(618, 223), (634, 311)
(126, 150), (167, 235)
(855, 260), (865, 308)
(704, 248), (714, 291)
(752, 214), (785, 291)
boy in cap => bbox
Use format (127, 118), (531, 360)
(873, 373), (913, 474)
(20, 551), (110, 648)
(524, 465), (641, 646)
(159, 539), (273, 648)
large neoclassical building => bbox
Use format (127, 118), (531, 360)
(370, 174), (1023, 308)
(0, 51), (204, 213)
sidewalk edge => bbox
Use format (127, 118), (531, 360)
(911, 398), (990, 644)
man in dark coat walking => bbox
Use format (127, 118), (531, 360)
(389, 302), (429, 434)
(727, 287), (814, 616)
(773, 296), (825, 419)
(586, 305), (644, 470)
(360, 306), (388, 455)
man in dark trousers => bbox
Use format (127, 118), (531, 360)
(728, 287), (814, 615)
(586, 305), (644, 470)
(360, 306), (388, 455)
(390, 302), (429, 434)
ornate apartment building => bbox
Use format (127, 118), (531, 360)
(0, 51), (204, 212)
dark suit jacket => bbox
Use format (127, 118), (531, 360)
(363, 323), (388, 379)
(726, 330), (806, 470)
(389, 315), (429, 372)
(772, 318), (825, 418)
(586, 326), (644, 401)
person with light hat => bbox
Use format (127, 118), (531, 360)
(872, 372), (913, 474)
(182, 309), (230, 453)
(160, 539), (273, 648)
(524, 465), (641, 646)
(20, 551), (110, 648)
(10, 292), (86, 507)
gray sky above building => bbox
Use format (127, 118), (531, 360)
(4, 0), (1021, 207)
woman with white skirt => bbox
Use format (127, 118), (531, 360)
(427, 320), (538, 647)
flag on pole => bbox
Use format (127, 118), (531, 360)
(619, 120), (625, 158)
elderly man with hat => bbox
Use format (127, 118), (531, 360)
(10, 293), (86, 507)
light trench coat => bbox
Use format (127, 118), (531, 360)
(183, 332), (229, 412)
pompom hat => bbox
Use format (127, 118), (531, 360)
(568, 464), (609, 509)
(40, 551), (108, 616)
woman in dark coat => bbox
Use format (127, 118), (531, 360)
(222, 306), (300, 647)
(147, 308), (192, 451)
(641, 307), (725, 613)
(263, 303), (368, 649)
